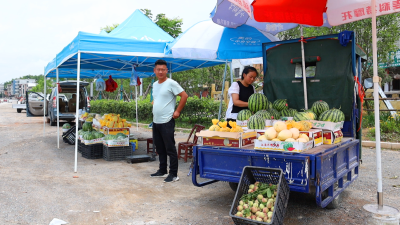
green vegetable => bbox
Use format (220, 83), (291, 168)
(266, 188), (272, 198)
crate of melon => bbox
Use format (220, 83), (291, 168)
(229, 166), (289, 225)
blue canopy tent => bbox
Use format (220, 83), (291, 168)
(44, 11), (228, 173)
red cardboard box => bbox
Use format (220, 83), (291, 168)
(300, 129), (323, 147)
(323, 129), (343, 145)
(197, 130), (256, 148)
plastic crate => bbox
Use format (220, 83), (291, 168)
(103, 144), (133, 161)
(229, 166), (290, 225)
(81, 143), (103, 159)
(62, 126), (77, 145)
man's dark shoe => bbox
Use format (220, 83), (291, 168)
(163, 174), (179, 183)
(150, 170), (168, 178)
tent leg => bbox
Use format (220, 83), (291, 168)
(74, 52), (81, 173)
(57, 68), (59, 149)
(43, 70), (46, 135)
(230, 62), (233, 84)
(218, 62), (228, 121)
(135, 86), (138, 131)
(300, 26), (309, 109)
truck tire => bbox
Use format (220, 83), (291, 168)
(229, 182), (238, 192)
(322, 190), (341, 209)
(17, 109), (22, 113)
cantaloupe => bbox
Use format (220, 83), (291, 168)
(258, 135), (268, 140)
(264, 127), (277, 140)
(299, 134), (310, 141)
(285, 138), (296, 142)
(277, 130), (292, 141)
(273, 121), (287, 133)
(297, 138), (308, 142)
(272, 138), (281, 141)
(289, 128), (300, 139)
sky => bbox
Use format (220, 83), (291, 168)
(0, 0), (217, 84)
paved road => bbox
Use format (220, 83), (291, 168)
(0, 103), (399, 225)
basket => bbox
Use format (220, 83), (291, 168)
(62, 126), (77, 145)
(103, 144), (133, 161)
(229, 166), (290, 225)
(81, 143), (103, 159)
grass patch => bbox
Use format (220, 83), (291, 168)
(362, 112), (400, 142)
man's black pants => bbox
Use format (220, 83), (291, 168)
(152, 118), (178, 176)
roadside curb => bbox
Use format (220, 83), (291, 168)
(362, 141), (400, 150)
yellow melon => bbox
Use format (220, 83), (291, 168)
(264, 127), (277, 140)
(272, 138), (281, 141)
(285, 138), (296, 142)
(299, 134), (310, 141)
(277, 130), (292, 141)
(258, 135), (268, 140)
(297, 138), (308, 142)
(273, 121), (287, 133)
(289, 128), (300, 139)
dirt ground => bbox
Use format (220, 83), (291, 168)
(0, 102), (399, 225)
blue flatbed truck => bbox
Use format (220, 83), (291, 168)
(191, 33), (365, 208)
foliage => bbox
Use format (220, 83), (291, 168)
(31, 75), (54, 94)
(90, 96), (226, 127)
(363, 111), (400, 142)
(100, 23), (119, 33)
(140, 9), (182, 38)
(277, 14), (400, 83)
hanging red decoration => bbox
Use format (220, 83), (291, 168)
(105, 75), (118, 92)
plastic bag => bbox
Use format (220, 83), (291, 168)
(130, 66), (142, 86)
(105, 75), (118, 92)
(95, 78), (106, 91)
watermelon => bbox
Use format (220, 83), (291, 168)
(62, 123), (71, 129)
(281, 108), (298, 117)
(83, 132), (95, 140)
(293, 112), (311, 122)
(237, 109), (252, 121)
(116, 133), (127, 139)
(311, 100), (329, 117)
(272, 99), (288, 111)
(248, 115), (265, 130)
(94, 132), (104, 139)
(254, 110), (273, 120)
(82, 122), (93, 132)
(319, 109), (345, 122)
(267, 108), (280, 120)
(104, 134), (117, 140)
(248, 93), (268, 113)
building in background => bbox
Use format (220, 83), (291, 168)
(20, 83), (37, 97)
(11, 79), (36, 97)
(0, 83), (4, 98)
(6, 84), (12, 97)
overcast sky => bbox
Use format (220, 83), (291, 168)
(0, 0), (216, 83)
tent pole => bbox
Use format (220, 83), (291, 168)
(56, 68), (59, 149)
(135, 85), (138, 131)
(74, 51), (81, 173)
(43, 68), (46, 135)
(230, 62), (233, 84)
(371, 0), (383, 209)
(300, 25), (308, 110)
(140, 78), (143, 96)
(169, 63), (172, 78)
(218, 61), (228, 121)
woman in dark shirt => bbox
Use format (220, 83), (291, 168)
(226, 66), (258, 126)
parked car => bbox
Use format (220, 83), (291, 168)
(26, 81), (90, 126)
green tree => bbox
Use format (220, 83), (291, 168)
(140, 9), (183, 38)
(31, 75), (53, 95)
(100, 23), (119, 33)
(277, 14), (400, 83)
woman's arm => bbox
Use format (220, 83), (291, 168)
(232, 93), (248, 107)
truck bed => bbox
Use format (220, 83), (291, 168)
(192, 138), (360, 208)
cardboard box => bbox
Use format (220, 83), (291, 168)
(265, 119), (283, 128)
(254, 139), (314, 153)
(310, 120), (344, 131)
(83, 138), (104, 145)
(197, 130), (257, 148)
(300, 129), (323, 147)
(323, 129), (343, 145)
(103, 137), (130, 147)
(102, 127), (130, 136)
(236, 120), (248, 127)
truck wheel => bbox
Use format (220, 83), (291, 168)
(322, 191), (341, 209)
(229, 182), (238, 192)
(17, 109), (22, 113)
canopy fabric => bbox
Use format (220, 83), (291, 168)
(211, 0), (331, 35)
(107, 9), (174, 42)
(168, 20), (279, 60)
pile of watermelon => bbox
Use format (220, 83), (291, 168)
(80, 131), (105, 140)
(62, 123), (71, 129)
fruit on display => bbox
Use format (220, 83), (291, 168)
(267, 101), (273, 110)
(318, 108), (345, 122)
(271, 138), (280, 141)
(297, 138), (308, 142)
(93, 132), (105, 139)
(264, 127), (277, 140)
(267, 108), (280, 120)
(62, 123), (71, 129)
(229, 121), (244, 132)
(104, 134), (117, 140)
(248, 93), (268, 113)
(299, 134), (310, 141)
(273, 121), (287, 133)
(209, 119), (221, 131)
(289, 128), (300, 139)
(258, 135), (268, 140)
(280, 108), (298, 117)
(237, 109), (253, 121)
(80, 112), (89, 119)
(218, 121), (231, 132)
(311, 100), (329, 117)
(254, 110), (273, 120)
(272, 99), (288, 111)
(235, 181), (278, 222)
(82, 122), (93, 132)
(248, 115), (265, 130)
(277, 130), (292, 141)
(293, 112), (312, 122)
(298, 121), (312, 131)
(99, 114), (131, 128)
(285, 138), (296, 142)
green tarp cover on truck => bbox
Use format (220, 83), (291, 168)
(263, 39), (366, 121)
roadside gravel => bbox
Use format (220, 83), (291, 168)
(0, 103), (399, 225)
